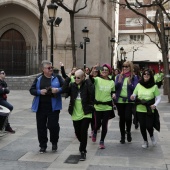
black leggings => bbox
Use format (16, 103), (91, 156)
(116, 103), (133, 138)
(137, 112), (154, 141)
(73, 118), (91, 153)
(93, 110), (111, 142)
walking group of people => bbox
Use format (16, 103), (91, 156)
(29, 59), (162, 161)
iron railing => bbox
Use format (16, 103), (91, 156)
(0, 46), (47, 76)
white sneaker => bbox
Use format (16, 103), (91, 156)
(142, 141), (149, 149)
(151, 136), (157, 146)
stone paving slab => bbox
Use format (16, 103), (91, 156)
(19, 151), (60, 162)
(0, 150), (26, 161)
(87, 165), (167, 170)
(0, 160), (50, 170)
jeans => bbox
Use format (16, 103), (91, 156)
(0, 99), (13, 129)
(0, 99), (13, 111)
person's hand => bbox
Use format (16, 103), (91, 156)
(150, 105), (156, 110)
(112, 93), (116, 99)
(51, 88), (59, 94)
(41, 89), (47, 95)
(60, 62), (64, 66)
(130, 95), (135, 101)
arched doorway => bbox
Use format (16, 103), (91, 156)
(0, 29), (26, 76)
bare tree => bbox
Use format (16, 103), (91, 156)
(37, 0), (47, 70)
(114, 0), (170, 102)
(52, 0), (88, 67)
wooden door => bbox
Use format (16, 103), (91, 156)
(0, 29), (26, 75)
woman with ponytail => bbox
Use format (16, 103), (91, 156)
(113, 61), (138, 144)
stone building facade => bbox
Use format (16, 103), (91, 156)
(0, 0), (116, 75)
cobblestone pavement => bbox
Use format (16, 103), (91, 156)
(0, 89), (170, 170)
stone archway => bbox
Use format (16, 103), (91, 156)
(0, 29), (26, 76)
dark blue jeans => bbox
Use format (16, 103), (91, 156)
(0, 99), (13, 129)
(36, 103), (60, 149)
(0, 99), (13, 111)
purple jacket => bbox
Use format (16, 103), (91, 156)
(115, 74), (139, 103)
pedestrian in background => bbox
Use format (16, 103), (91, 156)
(0, 69), (15, 133)
(130, 68), (161, 149)
(113, 61), (138, 144)
(30, 60), (63, 153)
(59, 62), (77, 82)
(90, 63), (115, 149)
(62, 69), (94, 161)
(88, 66), (101, 138)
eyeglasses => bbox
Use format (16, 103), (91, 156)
(0, 72), (5, 75)
(101, 68), (109, 72)
(45, 66), (54, 70)
(122, 65), (129, 68)
(74, 77), (81, 80)
(143, 73), (150, 76)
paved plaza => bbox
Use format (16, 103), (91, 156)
(0, 89), (170, 170)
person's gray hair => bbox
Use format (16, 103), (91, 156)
(41, 60), (52, 68)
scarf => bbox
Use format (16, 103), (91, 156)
(122, 71), (131, 77)
(139, 80), (155, 89)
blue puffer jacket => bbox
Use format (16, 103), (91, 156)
(30, 75), (63, 112)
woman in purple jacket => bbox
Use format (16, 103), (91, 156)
(113, 61), (138, 144)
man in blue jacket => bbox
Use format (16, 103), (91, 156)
(30, 60), (63, 153)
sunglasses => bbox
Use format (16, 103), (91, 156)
(74, 77), (81, 80)
(122, 65), (129, 68)
(45, 66), (54, 70)
(0, 72), (5, 75)
(143, 73), (150, 76)
(101, 68), (109, 72)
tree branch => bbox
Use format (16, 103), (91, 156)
(75, 0), (88, 13)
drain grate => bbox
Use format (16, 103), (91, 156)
(64, 155), (80, 164)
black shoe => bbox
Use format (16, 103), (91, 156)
(120, 138), (125, 144)
(127, 132), (132, 142)
(52, 145), (58, 152)
(79, 152), (86, 161)
(39, 147), (46, 154)
(5, 126), (15, 134)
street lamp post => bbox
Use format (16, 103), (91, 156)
(47, 2), (58, 65)
(110, 38), (116, 68)
(82, 27), (90, 69)
(119, 47), (124, 69)
(123, 51), (127, 62)
(132, 46), (137, 61)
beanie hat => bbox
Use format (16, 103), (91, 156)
(102, 63), (112, 74)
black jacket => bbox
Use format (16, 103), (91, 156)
(62, 77), (94, 115)
(0, 79), (10, 100)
